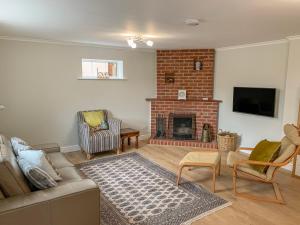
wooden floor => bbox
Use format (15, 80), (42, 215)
(65, 141), (300, 225)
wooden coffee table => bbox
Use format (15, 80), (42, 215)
(120, 128), (140, 152)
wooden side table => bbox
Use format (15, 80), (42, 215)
(120, 128), (140, 152)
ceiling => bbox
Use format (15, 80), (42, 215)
(1, 0), (300, 49)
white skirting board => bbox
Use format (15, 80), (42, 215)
(61, 133), (151, 153)
(60, 145), (81, 153)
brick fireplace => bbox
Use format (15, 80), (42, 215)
(147, 49), (221, 148)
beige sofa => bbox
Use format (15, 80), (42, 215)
(0, 134), (100, 225)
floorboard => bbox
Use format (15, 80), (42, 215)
(65, 141), (300, 225)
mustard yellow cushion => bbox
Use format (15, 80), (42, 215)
(249, 139), (281, 173)
(83, 111), (105, 128)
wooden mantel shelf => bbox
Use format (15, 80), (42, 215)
(145, 98), (222, 103)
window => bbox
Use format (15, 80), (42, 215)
(81, 59), (124, 79)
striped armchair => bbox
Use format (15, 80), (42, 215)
(78, 110), (122, 159)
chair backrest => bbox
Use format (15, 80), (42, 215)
(266, 124), (300, 179)
(77, 109), (108, 123)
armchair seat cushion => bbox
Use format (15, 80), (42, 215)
(88, 130), (120, 153)
(227, 151), (267, 180)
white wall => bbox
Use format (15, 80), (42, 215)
(214, 42), (289, 147)
(215, 38), (300, 174)
(0, 39), (156, 146)
(283, 38), (300, 126)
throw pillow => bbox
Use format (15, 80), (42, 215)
(18, 150), (62, 181)
(17, 158), (57, 190)
(83, 111), (106, 128)
(10, 137), (32, 156)
(249, 139), (281, 173)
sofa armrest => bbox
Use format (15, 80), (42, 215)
(0, 179), (100, 225)
(32, 143), (60, 153)
(108, 118), (122, 134)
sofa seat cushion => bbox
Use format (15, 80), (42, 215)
(47, 152), (73, 169)
(0, 144), (31, 197)
(57, 167), (85, 184)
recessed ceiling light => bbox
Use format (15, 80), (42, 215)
(184, 18), (200, 26)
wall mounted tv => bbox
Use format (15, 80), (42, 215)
(233, 87), (276, 117)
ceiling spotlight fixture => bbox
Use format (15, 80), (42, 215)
(131, 42), (137, 48)
(184, 18), (200, 26)
(127, 39), (134, 46)
(127, 36), (154, 48)
(146, 40), (154, 47)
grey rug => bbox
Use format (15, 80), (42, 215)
(78, 152), (231, 225)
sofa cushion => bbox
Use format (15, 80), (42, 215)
(57, 167), (85, 183)
(10, 137), (32, 156)
(47, 152), (74, 169)
(0, 144), (31, 197)
(18, 158), (57, 190)
(18, 150), (62, 181)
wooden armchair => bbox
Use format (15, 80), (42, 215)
(227, 124), (300, 204)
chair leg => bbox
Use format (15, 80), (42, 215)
(233, 171), (285, 204)
(86, 153), (93, 160)
(176, 165), (184, 186)
(212, 166), (216, 192)
(117, 148), (121, 155)
(233, 170), (237, 195)
(218, 160), (221, 176)
(273, 182), (285, 204)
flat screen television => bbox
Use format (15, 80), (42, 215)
(233, 87), (276, 117)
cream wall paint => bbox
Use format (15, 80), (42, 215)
(214, 42), (289, 147)
(0, 39), (156, 146)
(283, 38), (300, 126)
(215, 39), (300, 174)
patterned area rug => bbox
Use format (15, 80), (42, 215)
(78, 152), (231, 225)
